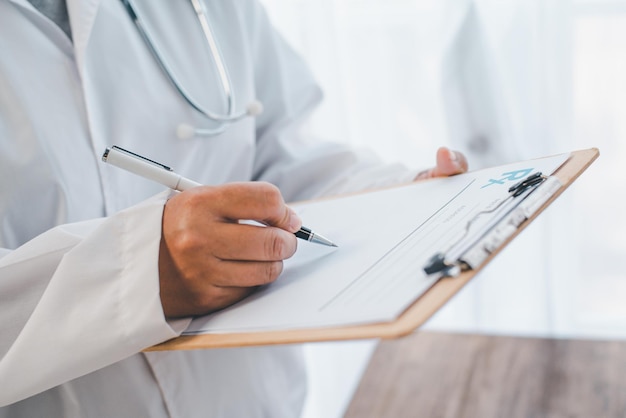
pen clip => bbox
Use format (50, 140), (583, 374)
(102, 145), (173, 172)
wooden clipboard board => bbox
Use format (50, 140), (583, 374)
(145, 148), (599, 352)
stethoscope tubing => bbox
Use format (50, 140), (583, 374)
(120, 0), (251, 128)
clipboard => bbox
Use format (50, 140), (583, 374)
(145, 148), (599, 351)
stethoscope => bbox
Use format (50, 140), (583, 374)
(120, 0), (263, 139)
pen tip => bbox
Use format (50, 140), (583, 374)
(310, 234), (338, 247)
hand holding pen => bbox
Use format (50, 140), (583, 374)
(102, 146), (336, 247)
(102, 146), (336, 318)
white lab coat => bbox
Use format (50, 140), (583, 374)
(0, 0), (415, 416)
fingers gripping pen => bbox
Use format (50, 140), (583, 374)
(101, 145), (337, 247)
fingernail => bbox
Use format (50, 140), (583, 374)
(288, 207), (302, 232)
(450, 151), (462, 169)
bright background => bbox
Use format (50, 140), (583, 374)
(259, 1), (626, 417)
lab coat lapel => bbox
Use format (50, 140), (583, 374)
(66, 0), (102, 71)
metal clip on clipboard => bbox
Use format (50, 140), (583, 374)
(423, 172), (563, 278)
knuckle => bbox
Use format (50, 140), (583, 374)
(188, 290), (211, 313)
(191, 286), (227, 314)
(260, 182), (282, 208)
(184, 186), (214, 206)
(265, 229), (287, 259)
(261, 261), (283, 285)
(170, 230), (204, 254)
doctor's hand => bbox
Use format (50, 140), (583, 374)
(158, 182), (302, 318)
(414, 147), (468, 180)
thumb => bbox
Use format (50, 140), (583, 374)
(280, 206), (303, 234)
(431, 147), (467, 177)
(211, 182), (303, 233)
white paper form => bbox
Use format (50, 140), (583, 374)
(184, 153), (570, 335)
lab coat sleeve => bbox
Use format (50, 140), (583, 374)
(0, 191), (189, 407)
(246, 1), (419, 202)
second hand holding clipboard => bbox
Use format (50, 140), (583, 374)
(423, 172), (563, 277)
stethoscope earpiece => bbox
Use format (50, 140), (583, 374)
(176, 124), (197, 140)
(245, 100), (264, 117)
(176, 100), (264, 140)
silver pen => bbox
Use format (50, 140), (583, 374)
(101, 145), (337, 247)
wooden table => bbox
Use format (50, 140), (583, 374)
(344, 331), (626, 418)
